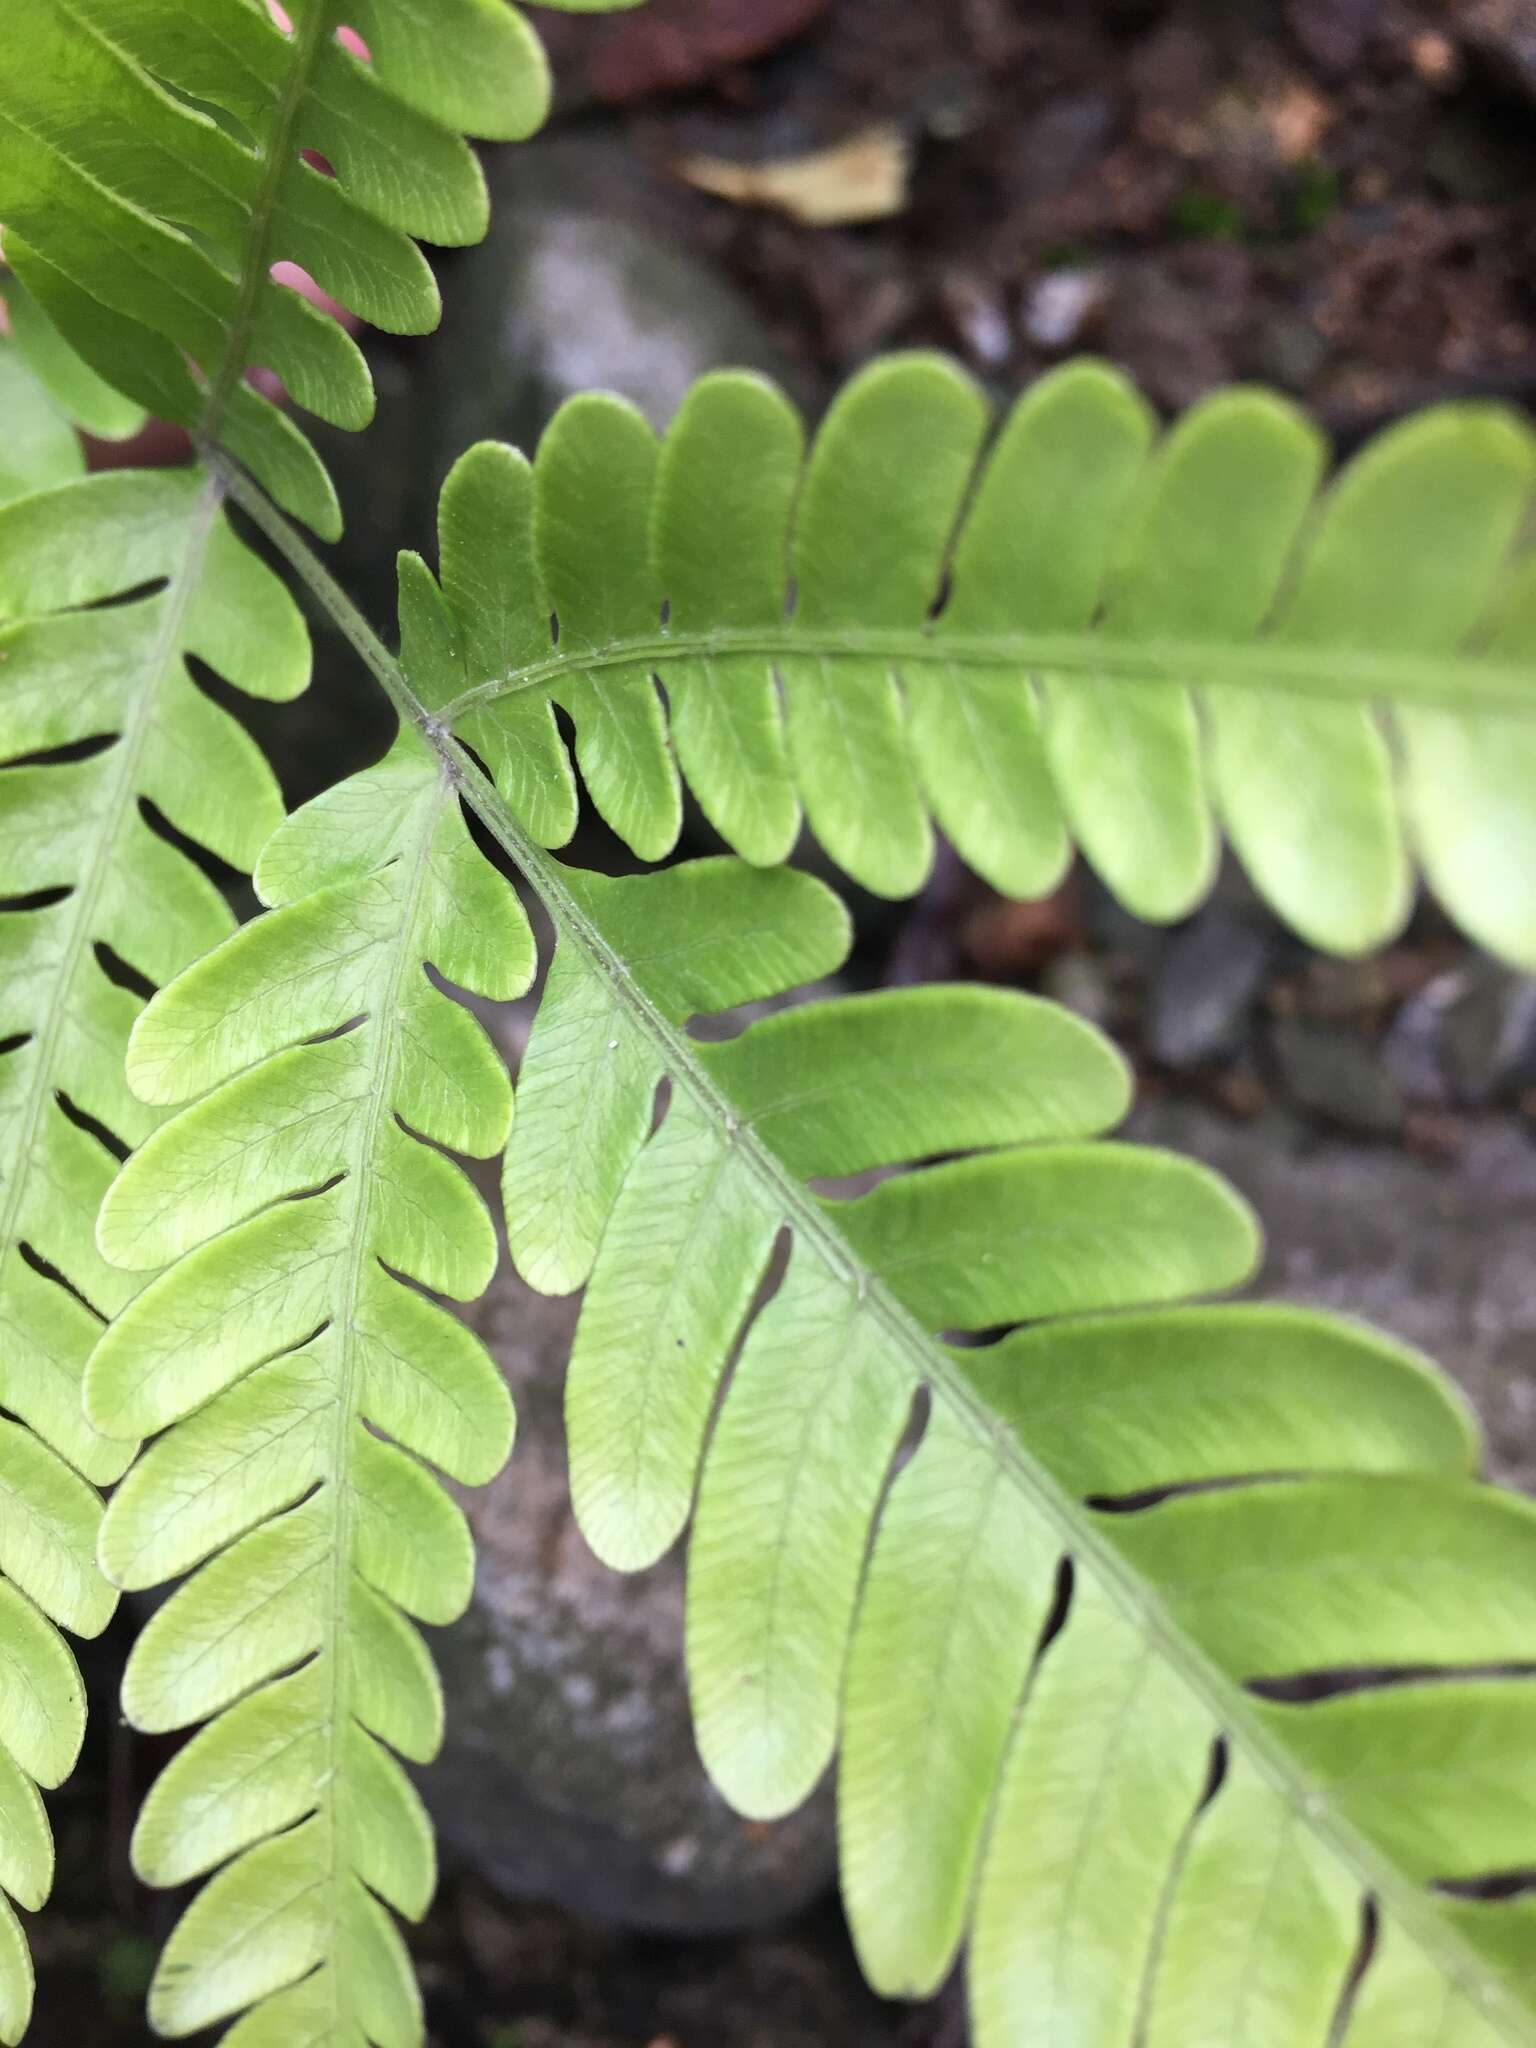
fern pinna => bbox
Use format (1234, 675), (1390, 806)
(77, 380), (1536, 2047)
(87, 743), (520, 2042)
(432, 354), (1536, 966)
(0, 0), (596, 537)
(0, 275), (145, 500)
(0, 360), (307, 2037)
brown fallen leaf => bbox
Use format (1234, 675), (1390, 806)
(582, 0), (832, 104)
(674, 125), (911, 226)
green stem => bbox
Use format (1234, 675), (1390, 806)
(438, 633), (1536, 724)
(198, 0), (337, 444)
(210, 448), (1536, 720)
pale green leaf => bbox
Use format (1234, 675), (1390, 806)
(686, 1253), (910, 1821)
(653, 373), (804, 864)
(0, 0), (635, 533)
(0, 341), (83, 505)
(1143, 1753), (1359, 2048)
(4, 271), (146, 441)
(0, 1898), (33, 2048)
(472, 821), (1536, 2046)
(0, 458), (306, 2027)
(89, 734), (518, 2043)
(839, 1406), (1059, 1996)
(0, 1751), (50, 1915)
(437, 357), (1536, 961)
(968, 1575), (1213, 2044)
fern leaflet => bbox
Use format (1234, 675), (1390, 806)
(1, 0), (638, 536)
(88, 738), (521, 2042)
(0, 273), (145, 501)
(0, 397), (306, 2039)
(1, 270), (146, 447)
(425, 357), (1536, 968)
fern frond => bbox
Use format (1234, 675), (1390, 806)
(486, 847), (1536, 2048)
(430, 357), (1536, 967)
(173, 372), (1536, 2048)
(101, 450), (1536, 2040)
(0, 459), (305, 2042)
(0, 0), (637, 537)
(420, 475), (1536, 2038)
(87, 735), (523, 2042)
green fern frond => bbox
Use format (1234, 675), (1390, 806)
(489, 849), (1536, 2048)
(0, 0), (638, 537)
(428, 357), (1536, 966)
(0, 458), (306, 2042)
(415, 471), (1536, 2038)
(90, 453), (1536, 2042)
(87, 735), (523, 2042)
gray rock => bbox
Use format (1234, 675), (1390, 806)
(1080, 870), (1174, 977)
(421, 129), (810, 490)
(1146, 907), (1276, 1071)
(1130, 1100), (1536, 1492)
(421, 1262), (837, 1934)
(1103, 252), (1245, 412)
(1021, 269), (1110, 354)
(1439, 961), (1536, 1104)
(1243, 310), (1330, 395)
(1009, 91), (1119, 197)
(1380, 974), (1457, 1107)
(1270, 1015), (1405, 1136)
(1041, 950), (1115, 1030)
(940, 273), (1014, 368)
(1383, 961), (1536, 1108)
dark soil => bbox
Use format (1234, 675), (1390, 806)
(31, 1623), (962, 2048)
(535, 0), (1536, 423)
